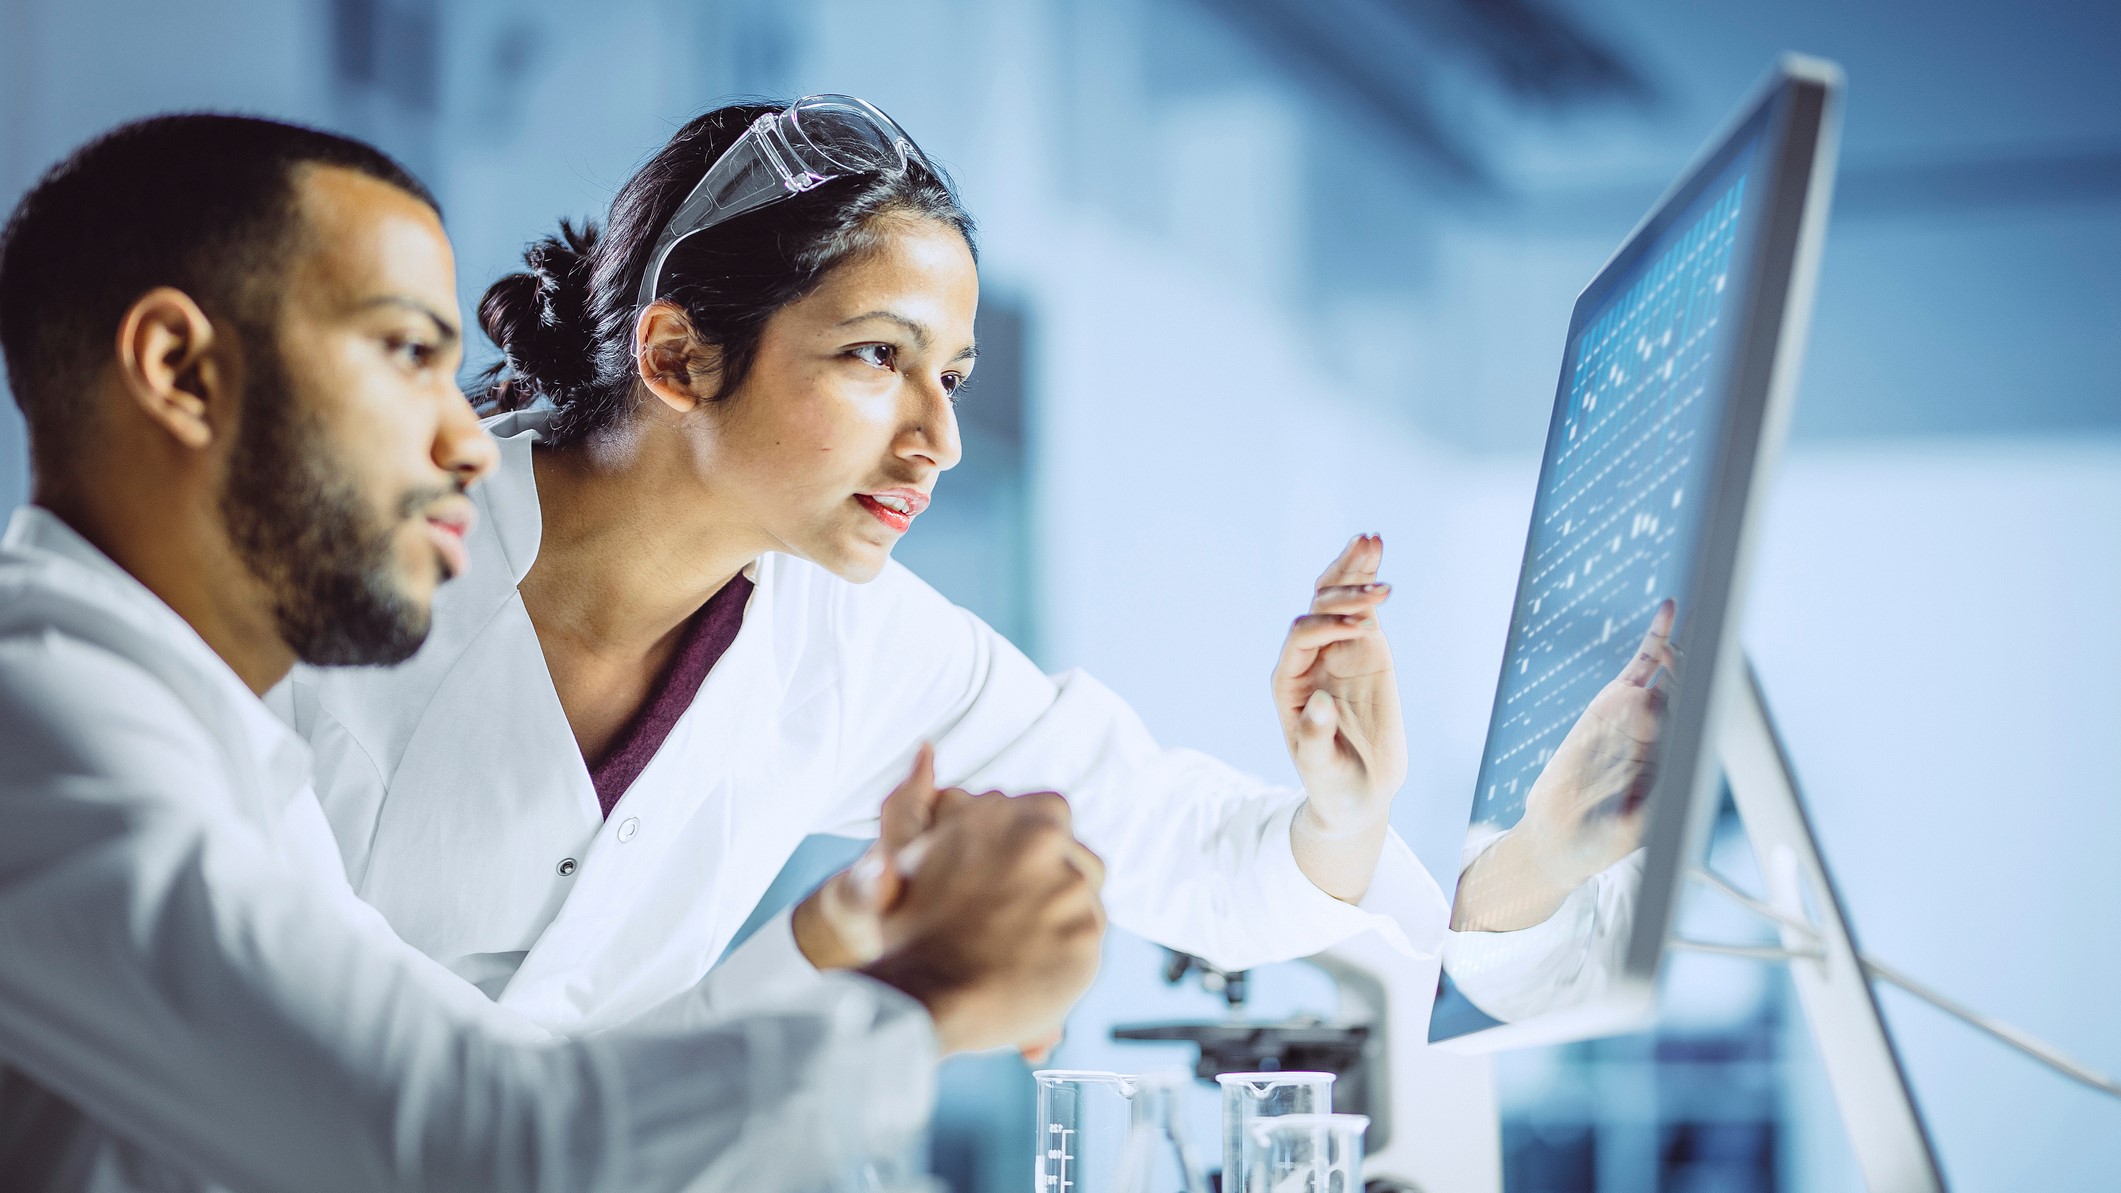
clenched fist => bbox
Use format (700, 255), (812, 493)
(855, 754), (1106, 1054)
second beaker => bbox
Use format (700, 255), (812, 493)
(1215, 1071), (1334, 1193)
(1240, 1114), (1369, 1193)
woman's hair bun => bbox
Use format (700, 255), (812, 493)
(478, 219), (601, 407)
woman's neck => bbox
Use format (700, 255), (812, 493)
(519, 430), (757, 661)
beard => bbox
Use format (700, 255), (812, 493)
(219, 338), (446, 667)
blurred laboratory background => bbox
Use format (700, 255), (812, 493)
(3, 1), (2116, 1189)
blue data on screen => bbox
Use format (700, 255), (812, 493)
(1470, 148), (1759, 833)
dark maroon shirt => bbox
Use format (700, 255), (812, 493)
(588, 574), (753, 818)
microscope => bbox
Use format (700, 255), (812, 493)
(1111, 932), (1501, 1193)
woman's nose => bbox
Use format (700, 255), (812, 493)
(902, 381), (962, 471)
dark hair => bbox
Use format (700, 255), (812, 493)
(0, 113), (437, 476)
(477, 102), (976, 446)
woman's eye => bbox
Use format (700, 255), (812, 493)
(852, 343), (896, 370)
(941, 373), (965, 402)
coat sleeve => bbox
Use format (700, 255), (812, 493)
(0, 634), (934, 1193)
(819, 562), (1447, 973)
(1440, 827), (1642, 1023)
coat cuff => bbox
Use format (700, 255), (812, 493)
(1441, 882), (1597, 1021)
(1256, 799), (1449, 961)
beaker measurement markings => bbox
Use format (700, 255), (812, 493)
(1043, 1123), (1075, 1193)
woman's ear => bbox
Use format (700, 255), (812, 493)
(634, 300), (723, 413)
(114, 287), (226, 451)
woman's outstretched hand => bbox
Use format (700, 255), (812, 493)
(1274, 534), (1406, 903)
(1450, 600), (1677, 932)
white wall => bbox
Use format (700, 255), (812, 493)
(1747, 440), (2121, 1187)
(0, 0), (336, 510)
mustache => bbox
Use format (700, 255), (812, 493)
(395, 477), (469, 521)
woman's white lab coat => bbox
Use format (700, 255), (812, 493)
(275, 410), (1446, 1031)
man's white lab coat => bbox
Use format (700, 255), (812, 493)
(278, 410), (1449, 1031)
(0, 506), (937, 1193)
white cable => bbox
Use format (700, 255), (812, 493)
(1860, 954), (2121, 1100)
(1669, 937), (1823, 963)
(1687, 865), (2121, 1101)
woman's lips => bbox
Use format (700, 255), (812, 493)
(852, 488), (928, 534)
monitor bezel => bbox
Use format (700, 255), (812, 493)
(1433, 56), (1843, 1052)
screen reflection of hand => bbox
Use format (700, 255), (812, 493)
(1451, 600), (1677, 932)
(1519, 598), (1677, 884)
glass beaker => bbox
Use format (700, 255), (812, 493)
(1115, 1071), (1209, 1193)
(1038, 1070), (1135, 1193)
(1239, 1114), (1368, 1193)
(1215, 1072), (1334, 1192)
(1035, 1070), (1208, 1193)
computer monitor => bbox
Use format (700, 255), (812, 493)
(1431, 57), (1842, 1049)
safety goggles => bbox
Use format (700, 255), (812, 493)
(636, 94), (926, 309)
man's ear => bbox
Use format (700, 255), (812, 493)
(634, 300), (723, 413)
(113, 287), (230, 451)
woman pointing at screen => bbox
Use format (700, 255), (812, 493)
(276, 97), (1448, 1032)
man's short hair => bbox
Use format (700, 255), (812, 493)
(0, 113), (437, 475)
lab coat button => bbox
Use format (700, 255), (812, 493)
(556, 857), (578, 876)
(617, 817), (640, 843)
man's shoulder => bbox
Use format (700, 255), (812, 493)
(0, 607), (226, 798)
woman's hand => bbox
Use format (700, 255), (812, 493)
(859, 788), (1107, 1055)
(1275, 534), (1406, 902)
(795, 748), (1092, 1061)
(792, 744), (945, 970)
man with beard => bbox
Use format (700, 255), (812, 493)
(0, 114), (1105, 1193)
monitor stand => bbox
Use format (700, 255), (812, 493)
(1685, 661), (2120, 1191)
(1686, 660), (1946, 1191)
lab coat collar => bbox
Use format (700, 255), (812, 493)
(478, 408), (547, 586)
(0, 505), (313, 815)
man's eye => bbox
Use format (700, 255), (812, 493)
(851, 343), (896, 370)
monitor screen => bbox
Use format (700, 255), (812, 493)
(1430, 112), (1778, 1043)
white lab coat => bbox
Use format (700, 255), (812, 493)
(1441, 823), (1641, 1023)
(0, 506), (937, 1193)
(277, 409), (1448, 1032)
